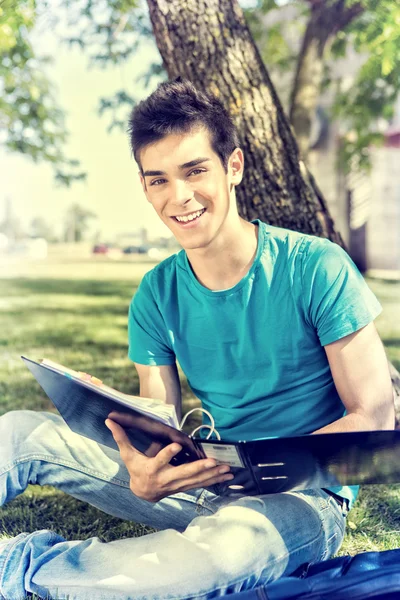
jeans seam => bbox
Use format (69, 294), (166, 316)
(0, 454), (130, 488)
(326, 497), (347, 535)
(293, 492), (338, 564)
(194, 489), (217, 516)
(274, 521), (324, 566)
(320, 498), (345, 561)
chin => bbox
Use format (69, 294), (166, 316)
(179, 238), (212, 251)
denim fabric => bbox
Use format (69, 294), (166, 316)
(0, 411), (348, 600)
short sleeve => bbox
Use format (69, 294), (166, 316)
(128, 273), (175, 366)
(301, 238), (382, 346)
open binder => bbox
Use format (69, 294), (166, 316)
(22, 355), (400, 497)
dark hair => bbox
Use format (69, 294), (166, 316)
(127, 78), (240, 173)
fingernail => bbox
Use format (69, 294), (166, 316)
(219, 466), (230, 474)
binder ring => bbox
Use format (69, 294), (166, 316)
(179, 408), (221, 440)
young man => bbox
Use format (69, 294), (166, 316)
(0, 79), (395, 600)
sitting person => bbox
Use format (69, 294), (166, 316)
(0, 79), (394, 600)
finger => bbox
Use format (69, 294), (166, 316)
(169, 457), (221, 481)
(179, 472), (235, 493)
(105, 418), (138, 455)
(174, 463), (231, 487)
(107, 411), (139, 429)
(153, 443), (186, 469)
(161, 462), (229, 492)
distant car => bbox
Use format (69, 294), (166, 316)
(92, 244), (122, 259)
(123, 245), (148, 255)
(92, 244), (109, 254)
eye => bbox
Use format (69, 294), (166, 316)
(149, 169), (205, 186)
(150, 178), (166, 186)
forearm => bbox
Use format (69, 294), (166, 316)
(139, 387), (182, 422)
(136, 363), (183, 422)
(167, 398), (182, 422)
(313, 401), (395, 434)
(321, 323), (396, 435)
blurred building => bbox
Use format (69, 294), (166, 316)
(262, 4), (400, 273)
(118, 228), (149, 249)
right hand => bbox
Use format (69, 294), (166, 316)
(105, 417), (234, 502)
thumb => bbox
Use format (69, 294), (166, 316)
(105, 418), (138, 455)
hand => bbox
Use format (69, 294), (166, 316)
(105, 417), (234, 502)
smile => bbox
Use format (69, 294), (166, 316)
(173, 208), (206, 223)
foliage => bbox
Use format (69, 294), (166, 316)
(243, 0), (400, 173)
(243, 0), (301, 77)
(62, 0), (146, 65)
(0, 0), (86, 185)
(0, 204), (24, 240)
(60, 0), (163, 132)
(63, 202), (97, 242)
(2, 0), (399, 179)
(330, 0), (400, 172)
(30, 216), (56, 240)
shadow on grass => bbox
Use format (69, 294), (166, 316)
(0, 332), (127, 350)
(1, 304), (131, 318)
(368, 278), (400, 286)
(383, 338), (400, 348)
(0, 383), (54, 416)
(0, 486), (155, 543)
(2, 278), (138, 297)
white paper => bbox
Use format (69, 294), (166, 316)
(199, 443), (245, 468)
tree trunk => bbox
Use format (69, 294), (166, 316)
(289, 0), (364, 160)
(146, 0), (343, 244)
(145, 0), (400, 420)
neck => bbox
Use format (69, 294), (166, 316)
(186, 218), (259, 291)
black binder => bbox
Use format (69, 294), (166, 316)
(22, 356), (400, 497)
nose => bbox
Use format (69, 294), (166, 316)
(170, 178), (193, 207)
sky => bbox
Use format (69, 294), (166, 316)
(0, 13), (172, 241)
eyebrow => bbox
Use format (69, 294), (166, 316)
(142, 157), (211, 177)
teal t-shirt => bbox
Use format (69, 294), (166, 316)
(128, 220), (382, 509)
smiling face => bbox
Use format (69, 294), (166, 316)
(138, 127), (244, 251)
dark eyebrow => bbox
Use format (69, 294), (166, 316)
(142, 157), (211, 178)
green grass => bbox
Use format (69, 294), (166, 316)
(0, 259), (399, 599)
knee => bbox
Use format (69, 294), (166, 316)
(0, 410), (57, 458)
(193, 501), (286, 578)
(1, 409), (40, 435)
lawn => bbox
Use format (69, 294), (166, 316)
(0, 257), (400, 597)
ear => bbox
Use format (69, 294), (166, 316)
(229, 148), (244, 187)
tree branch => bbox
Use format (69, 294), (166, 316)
(337, 1), (364, 31)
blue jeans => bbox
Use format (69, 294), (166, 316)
(0, 411), (349, 600)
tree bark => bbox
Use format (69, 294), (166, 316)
(146, 0), (343, 244)
(145, 0), (400, 421)
(289, 0), (364, 159)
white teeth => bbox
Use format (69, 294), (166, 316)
(175, 209), (204, 223)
